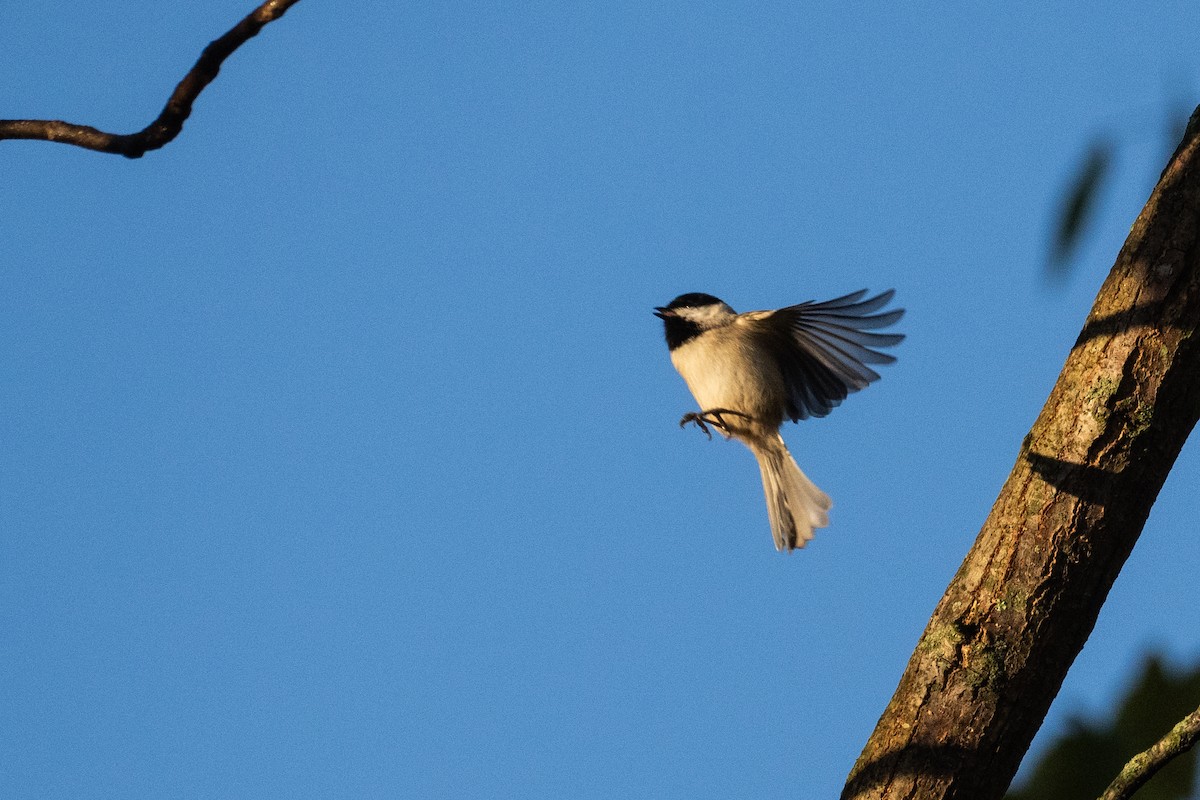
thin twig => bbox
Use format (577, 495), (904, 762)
(0, 0), (301, 158)
(1097, 704), (1200, 800)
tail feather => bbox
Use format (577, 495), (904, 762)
(753, 438), (832, 551)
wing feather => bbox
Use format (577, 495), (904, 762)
(753, 289), (905, 421)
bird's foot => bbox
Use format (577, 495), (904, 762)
(679, 412), (715, 439)
(679, 408), (753, 439)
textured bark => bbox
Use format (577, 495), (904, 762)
(842, 108), (1200, 800)
(0, 0), (301, 158)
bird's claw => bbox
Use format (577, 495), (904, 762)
(679, 408), (753, 439)
(679, 412), (715, 439)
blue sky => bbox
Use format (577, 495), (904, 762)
(4, 3), (1200, 798)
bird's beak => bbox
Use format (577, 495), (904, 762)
(653, 307), (673, 319)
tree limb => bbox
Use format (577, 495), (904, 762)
(1097, 703), (1200, 800)
(0, 0), (301, 158)
(842, 107), (1200, 800)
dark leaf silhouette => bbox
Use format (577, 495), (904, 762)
(1048, 137), (1114, 276)
(1006, 655), (1200, 800)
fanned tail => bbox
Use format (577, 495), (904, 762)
(752, 436), (832, 551)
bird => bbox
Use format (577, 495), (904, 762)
(653, 289), (904, 551)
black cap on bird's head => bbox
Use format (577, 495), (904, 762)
(654, 293), (731, 350)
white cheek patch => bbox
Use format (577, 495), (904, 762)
(676, 302), (735, 327)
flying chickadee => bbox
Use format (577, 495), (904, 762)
(654, 289), (904, 551)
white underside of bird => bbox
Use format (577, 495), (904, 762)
(669, 317), (832, 550)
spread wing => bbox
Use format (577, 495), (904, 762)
(751, 289), (905, 421)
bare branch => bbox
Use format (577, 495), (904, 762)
(1097, 704), (1200, 800)
(842, 107), (1200, 799)
(0, 0), (301, 158)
